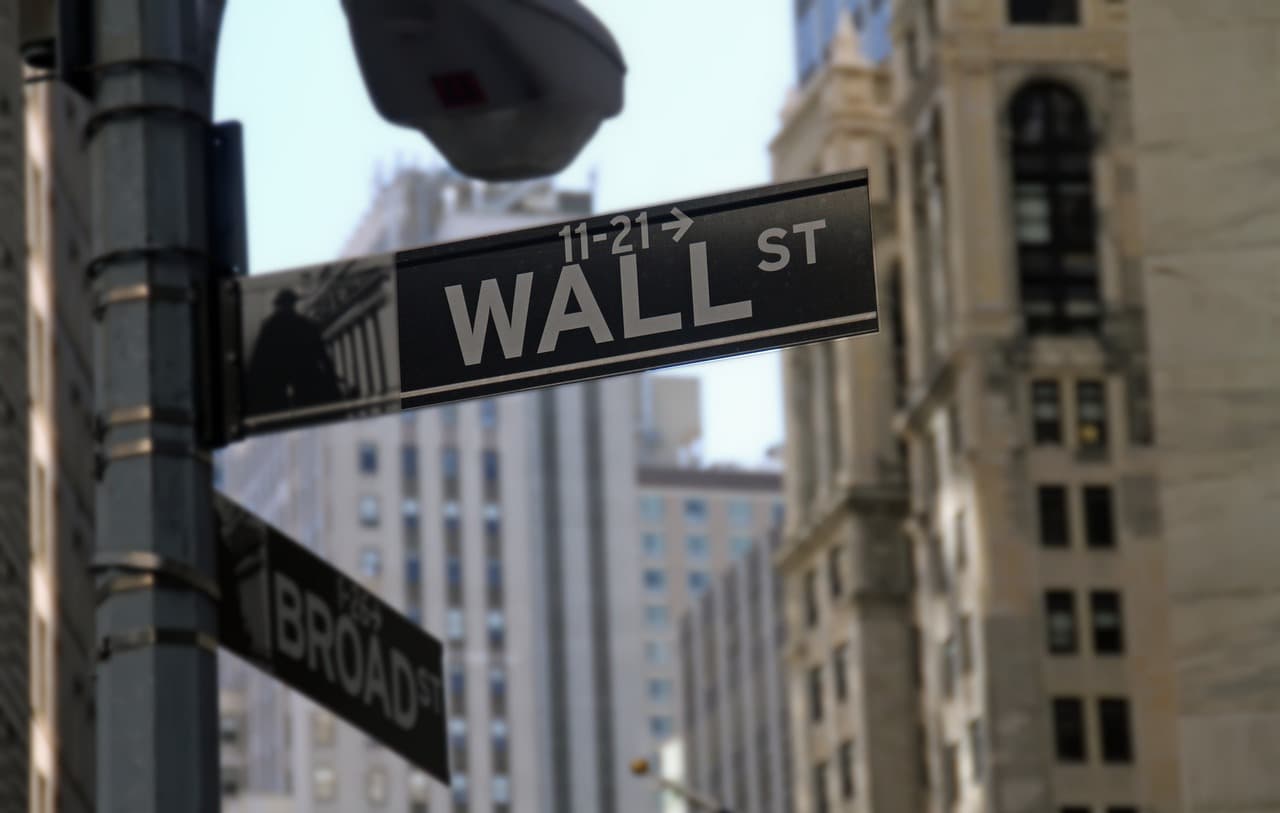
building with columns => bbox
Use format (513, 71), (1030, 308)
(774, 3), (1184, 813)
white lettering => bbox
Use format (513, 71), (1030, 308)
(619, 254), (681, 339)
(362, 637), (393, 718)
(418, 667), (445, 714)
(335, 615), (364, 697)
(537, 264), (614, 354)
(756, 227), (790, 272)
(390, 650), (419, 730)
(444, 274), (534, 366)
(304, 591), (336, 682)
(274, 573), (305, 661)
(690, 242), (752, 326)
(793, 219), (827, 264)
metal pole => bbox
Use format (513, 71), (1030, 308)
(89, 0), (222, 810)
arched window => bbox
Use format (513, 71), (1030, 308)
(1009, 82), (1100, 334)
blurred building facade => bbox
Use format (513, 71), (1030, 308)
(1128, 2), (1280, 811)
(0, 13), (96, 813)
(794, 0), (894, 82)
(775, 3), (1180, 813)
(677, 533), (792, 813)
(635, 459), (784, 787)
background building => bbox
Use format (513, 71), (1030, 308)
(635, 460), (784, 760)
(677, 533), (792, 813)
(1128, 2), (1280, 810)
(776, 3), (1181, 813)
(0, 12), (96, 813)
(794, 0), (893, 82)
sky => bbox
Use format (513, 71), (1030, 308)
(213, 0), (796, 466)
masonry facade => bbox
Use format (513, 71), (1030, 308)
(775, 2), (1180, 812)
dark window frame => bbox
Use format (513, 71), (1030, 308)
(1098, 697), (1133, 763)
(1090, 590), (1124, 654)
(1009, 81), (1099, 334)
(1045, 590), (1079, 655)
(1032, 379), (1063, 444)
(1052, 696), (1087, 762)
(1083, 485), (1116, 548)
(1008, 0), (1080, 25)
(1038, 485), (1070, 547)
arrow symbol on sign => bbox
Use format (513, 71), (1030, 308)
(661, 207), (693, 243)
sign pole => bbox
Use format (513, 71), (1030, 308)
(89, 0), (222, 810)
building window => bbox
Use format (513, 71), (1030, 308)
(366, 766), (388, 805)
(359, 495), (381, 527)
(772, 501), (785, 528)
(805, 569), (820, 627)
(650, 716), (673, 739)
(444, 500), (461, 532)
(1008, 0), (1079, 25)
(410, 771), (431, 802)
(645, 640), (669, 665)
(1045, 590), (1078, 654)
(1106, 807), (1138, 813)
(312, 710), (335, 745)
(449, 665), (466, 698)
(808, 666), (824, 722)
(644, 569), (667, 592)
(490, 666), (507, 702)
(648, 679), (673, 701)
(1083, 486), (1115, 548)
(447, 554), (462, 588)
(486, 558), (503, 591)
(730, 536), (754, 558)
(451, 773), (468, 805)
(968, 719), (985, 779)
(405, 552), (422, 586)
(492, 775), (511, 806)
(684, 498), (708, 524)
(402, 497), (420, 530)
(1091, 591), (1124, 654)
(311, 766), (337, 800)
(1076, 380), (1108, 453)
(358, 442), (378, 474)
(686, 534), (710, 559)
(1098, 698), (1133, 762)
(838, 740), (856, 799)
(487, 610), (505, 647)
(442, 447), (460, 479)
(1032, 380), (1063, 444)
(440, 403), (459, 427)
(483, 449), (500, 483)
(359, 547), (383, 578)
(958, 615), (974, 673)
(642, 532), (666, 557)
(1010, 81), (1098, 333)
(941, 637), (958, 697)
(1038, 486), (1069, 547)
(645, 605), (669, 629)
(446, 608), (464, 641)
(688, 572), (709, 594)
(1052, 697), (1086, 762)
(484, 502), (501, 535)
(728, 499), (753, 527)
(479, 398), (498, 428)
(813, 761), (830, 813)
(492, 719), (509, 752)
(640, 495), (665, 521)
(833, 643), (850, 702)
(828, 545), (844, 598)
(401, 445), (418, 480)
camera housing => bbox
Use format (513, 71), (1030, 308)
(343, 0), (626, 180)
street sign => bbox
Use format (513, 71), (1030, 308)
(226, 169), (876, 437)
(214, 494), (449, 782)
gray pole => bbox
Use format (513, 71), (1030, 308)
(89, 1), (223, 810)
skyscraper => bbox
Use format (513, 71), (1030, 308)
(776, 4), (1181, 813)
(0, 13), (96, 812)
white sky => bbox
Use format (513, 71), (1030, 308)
(213, 0), (795, 466)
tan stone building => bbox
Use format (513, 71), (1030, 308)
(775, 2), (1184, 812)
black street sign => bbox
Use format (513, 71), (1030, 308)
(226, 169), (876, 436)
(214, 494), (449, 782)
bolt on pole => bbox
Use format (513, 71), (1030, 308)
(88, 0), (222, 810)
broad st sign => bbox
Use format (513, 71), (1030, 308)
(227, 170), (876, 435)
(214, 495), (449, 782)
